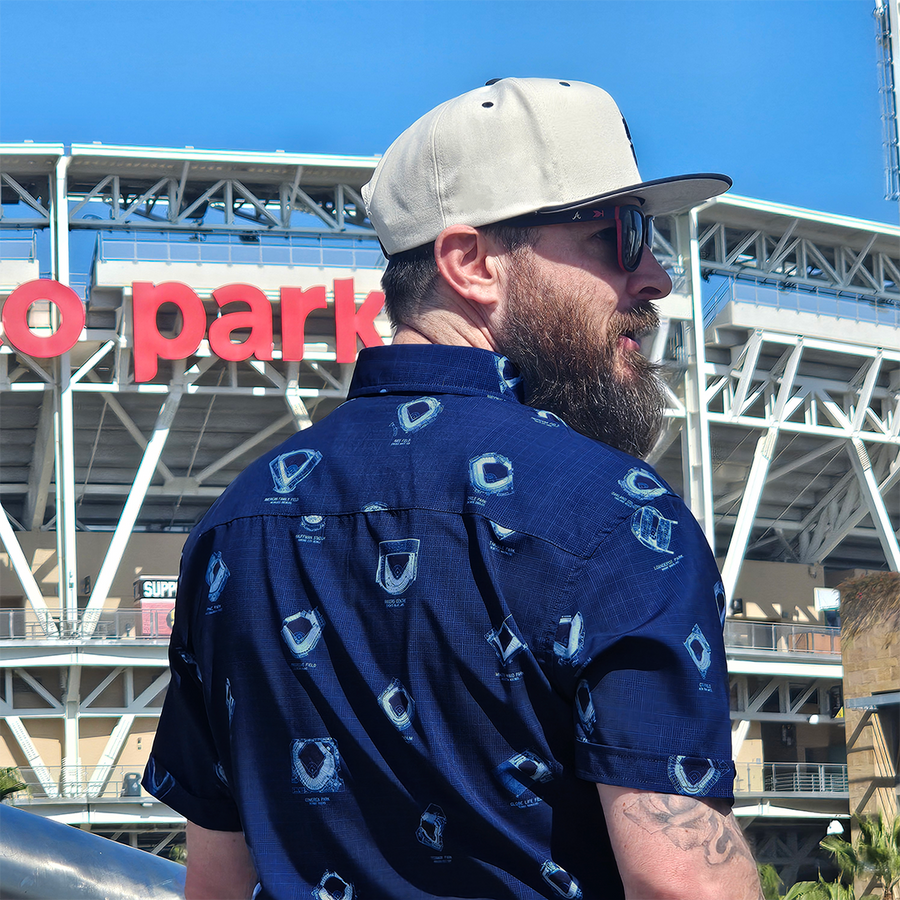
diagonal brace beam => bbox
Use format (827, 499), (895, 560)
(721, 341), (804, 606)
(848, 438), (900, 570)
(82, 390), (183, 634)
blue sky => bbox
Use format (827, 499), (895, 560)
(0, 0), (896, 225)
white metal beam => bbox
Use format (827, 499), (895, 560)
(49, 154), (79, 627)
(194, 413), (293, 483)
(807, 446), (900, 562)
(730, 331), (764, 418)
(130, 670), (170, 710)
(81, 666), (124, 709)
(86, 714), (135, 798)
(721, 341), (804, 605)
(82, 390), (184, 635)
(62, 665), (81, 797)
(85, 372), (175, 482)
(0, 500), (58, 636)
(2, 715), (58, 797)
(848, 437), (900, 570)
(678, 210), (715, 545)
(22, 391), (55, 531)
(732, 719), (751, 758)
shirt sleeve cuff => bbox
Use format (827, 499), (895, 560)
(142, 755), (243, 832)
(574, 739), (735, 801)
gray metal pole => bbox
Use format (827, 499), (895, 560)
(0, 804), (186, 900)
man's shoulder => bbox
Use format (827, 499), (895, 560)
(186, 390), (685, 558)
(188, 414), (339, 537)
(490, 405), (685, 553)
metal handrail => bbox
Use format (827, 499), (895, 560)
(704, 275), (900, 327)
(97, 231), (385, 269)
(724, 620), (841, 656)
(0, 609), (841, 651)
(0, 234), (37, 260)
(5, 763), (151, 802)
(0, 803), (185, 900)
(0, 607), (170, 641)
(734, 762), (849, 794)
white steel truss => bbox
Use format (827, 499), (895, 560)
(1, 147), (900, 850)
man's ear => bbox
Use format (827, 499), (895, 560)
(434, 225), (504, 308)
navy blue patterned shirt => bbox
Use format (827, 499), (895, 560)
(144, 344), (734, 900)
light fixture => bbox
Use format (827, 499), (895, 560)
(826, 820), (843, 835)
(808, 714), (820, 725)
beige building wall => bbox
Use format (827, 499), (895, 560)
(725, 560), (825, 623)
(0, 532), (188, 608)
(0, 718), (63, 769)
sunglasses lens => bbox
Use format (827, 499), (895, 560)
(619, 207), (645, 272)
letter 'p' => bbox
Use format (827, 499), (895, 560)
(132, 282), (206, 382)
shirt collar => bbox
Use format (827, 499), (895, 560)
(348, 344), (526, 403)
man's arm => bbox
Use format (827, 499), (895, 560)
(185, 821), (257, 900)
(597, 784), (762, 900)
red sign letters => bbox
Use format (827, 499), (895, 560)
(1, 278), (386, 382)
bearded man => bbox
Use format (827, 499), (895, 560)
(145, 78), (762, 900)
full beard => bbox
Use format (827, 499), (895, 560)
(496, 261), (667, 459)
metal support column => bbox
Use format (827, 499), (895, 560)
(677, 209), (715, 547)
(62, 665), (82, 797)
(50, 155), (78, 624)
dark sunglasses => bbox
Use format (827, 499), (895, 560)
(504, 203), (654, 273)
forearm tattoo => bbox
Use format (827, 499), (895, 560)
(623, 794), (755, 867)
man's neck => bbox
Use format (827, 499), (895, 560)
(392, 316), (499, 351)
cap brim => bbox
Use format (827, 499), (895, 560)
(539, 173), (732, 218)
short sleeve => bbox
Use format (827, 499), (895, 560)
(142, 537), (243, 832)
(551, 493), (734, 800)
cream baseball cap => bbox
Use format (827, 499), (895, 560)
(362, 77), (731, 256)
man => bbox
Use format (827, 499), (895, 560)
(144, 78), (762, 900)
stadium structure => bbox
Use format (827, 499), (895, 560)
(1, 16), (899, 888)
